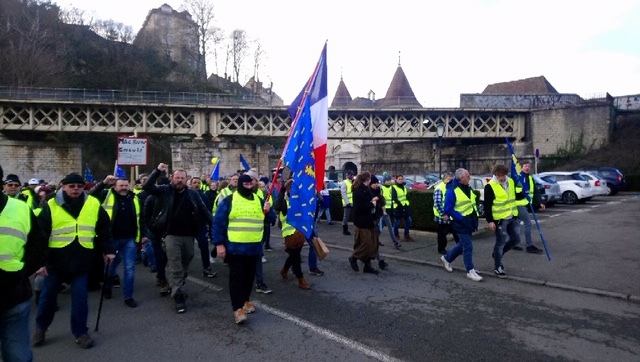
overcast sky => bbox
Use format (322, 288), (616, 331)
(53, 0), (640, 107)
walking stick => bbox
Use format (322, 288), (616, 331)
(95, 258), (111, 332)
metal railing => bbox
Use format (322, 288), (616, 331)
(0, 86), (276, 107)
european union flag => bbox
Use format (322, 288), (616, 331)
(84, 164), (95, 183)
(115, 164), (127, 179)
(240, 154), (250, 171)
(282, 99), (317, 239)
(210, 159), (220, 182)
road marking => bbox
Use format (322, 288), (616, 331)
(188, 275), (224, 292)
(590, 205), (600, 208)
(256, 301), (404, 362)
(547, 214), (562, 218)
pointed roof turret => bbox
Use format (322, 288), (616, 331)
(378, 65), (422, 108)
(331, 76), (353, 108)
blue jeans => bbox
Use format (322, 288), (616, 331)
(516, 205), (533, 247)
(306, 238), (318, 270)
(106, 238), (137, 299)
(493, 218), (520, 270)
(36, 271), (89, 337)
(316, 208), (332, 223)
(393, 208), (412, 237)
(378, 214), (400, 246)
(0, 299), (32, 362)
(262, 221), (272, 249)
(143, 241), (156, 268)
(444, 233), (475, 272)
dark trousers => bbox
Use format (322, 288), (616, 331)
(437, 222), (460, 251)
(262, 221), (271, 249)
(196, 227), (210, 270)
(151, 236), (167, 280)
(283, 246), (303, 278)
(227, 254), (258, 311)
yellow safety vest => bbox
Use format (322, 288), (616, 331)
(432, 181), (447, 218)
(213, 187), (233, 216)
(488, 178), (518, 220)
(392, 184), (410, 208)
(47, 196), (100, 249)
(227, 192), (263, 243)
(200, 181), (210, 192)
(0, 198), (31, 272)
(101, 190), (141, 242)
(21, 189), (35, 209)
(453, 187), (478, 218)
(515, 174), (535, 206)
(342, 180), (353, 206)
(280, 200), (295, 237)
(132, 188), (142, 195)
(381, 185), (392, 208)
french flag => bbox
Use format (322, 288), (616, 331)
(288, 43), (328, 191)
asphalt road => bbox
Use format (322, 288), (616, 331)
(30, 193), (640, 362)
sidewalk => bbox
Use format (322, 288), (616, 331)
(314, 214), (640, 304)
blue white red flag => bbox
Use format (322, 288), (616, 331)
(240, 154), (250, 171)
(282, 43), (328, 239)
(287, 43), (328, 192)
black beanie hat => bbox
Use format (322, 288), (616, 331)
(370, 175), (380, 185)
(61, 173), (85, 185)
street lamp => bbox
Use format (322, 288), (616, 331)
(436, 120), (445, 178)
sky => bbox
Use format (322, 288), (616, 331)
(53, 0), (640, 107)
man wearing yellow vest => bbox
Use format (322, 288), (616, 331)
(33, 173), (115, 349)
(340, 170), (355, 235)
(90, 175), (144, 307)
(514, 161), (544, 254)
(433, 172), (459, 254)
(212, 174), (276, 324)
(3, 174), (29, 203)
(439, 168), (482, 282)
(0, 166), (48, 362)
(484, 165), (520, 278)
(22, 178), (40, 209)
(379, 174), (401, 249)
(391, 175), (414, 242)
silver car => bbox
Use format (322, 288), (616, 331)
(532, 174), (562, 206)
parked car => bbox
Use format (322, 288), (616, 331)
(577, 167), (626, 195)
(537, 172), (592, 204)
(578, 172), (608, 197)
(532, 174), (561, 206)
(403, 178), (427, 190)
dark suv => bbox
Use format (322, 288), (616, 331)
(577, 167), (626, 195)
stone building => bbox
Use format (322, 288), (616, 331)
(134, 3), (203, 83)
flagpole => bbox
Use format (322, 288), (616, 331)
(265, 42), (326, 204)
(113, 160), (118, 176)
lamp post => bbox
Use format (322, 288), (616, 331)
(436, 120), (445, 178)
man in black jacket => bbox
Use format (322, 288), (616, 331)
(143, 163), (213, 314)
(0, 166), (48, 362)
(33, 173), (115, 349)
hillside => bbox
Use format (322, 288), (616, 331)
(540, 114), (640, 176)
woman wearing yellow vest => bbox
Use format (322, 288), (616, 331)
(212, 174), (276, 324)
(439, 168), (482, 282)
(484, 165), (520, 278)
(274, 179), (311, 290)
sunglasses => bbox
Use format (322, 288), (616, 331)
(5, 183), (20, 187)
(66, 184), (84, 189)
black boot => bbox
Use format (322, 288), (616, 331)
(363, 261), (379, 274)
(342, 225), (351, 235)
(348, 256), (359, 271)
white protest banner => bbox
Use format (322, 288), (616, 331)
(117, 136), (148, 166)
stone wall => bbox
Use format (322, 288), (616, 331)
(0, 135), (82, 184)
(170, 140), (273, 178)
(459, 94), (583, 109)
(530, 104), (613, 157)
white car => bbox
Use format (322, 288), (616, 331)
(537, 172), (592, 204)
(578, 172), (608, 197)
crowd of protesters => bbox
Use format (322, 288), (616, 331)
(0, 160), (547, 360)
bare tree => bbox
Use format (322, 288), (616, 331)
(180, 0), (216, 79)
(253, 40), (264, 83)
(230, 29), (248, 83)
(92, 19), (134, 43)
(58, 6), (93, 26)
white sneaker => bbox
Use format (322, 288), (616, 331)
(466, 269), (483, 282)
(261, 256), (267, 263)
(440, 255), (453, 272)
